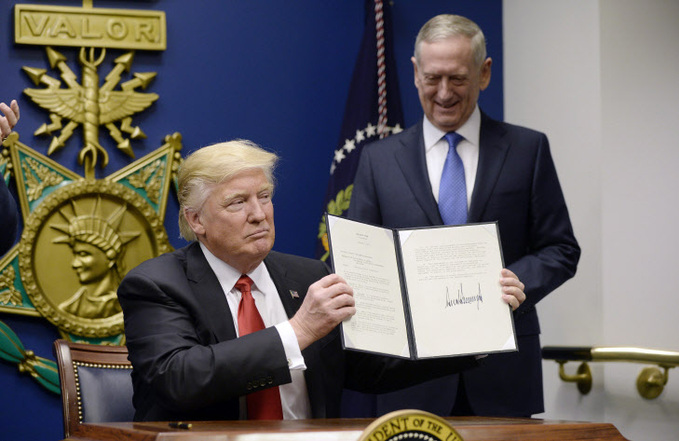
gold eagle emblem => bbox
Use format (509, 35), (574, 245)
(23, 47), (158, 178)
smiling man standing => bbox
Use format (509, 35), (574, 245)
(349, 14), (580, 418)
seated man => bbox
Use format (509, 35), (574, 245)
(117, 139), (526, 421)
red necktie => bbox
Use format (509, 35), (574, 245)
(235, 275), (284, 420)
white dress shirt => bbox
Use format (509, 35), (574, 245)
(424, 105), (481, 207)
(199, 242), (311, 419)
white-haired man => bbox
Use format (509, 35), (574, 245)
(349, 14), (580, 418)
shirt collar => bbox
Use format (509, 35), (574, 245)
(423, 105), (481, 152)
(199, 241), (268, 291)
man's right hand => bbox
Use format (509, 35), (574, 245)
(289, 273), (356, 350)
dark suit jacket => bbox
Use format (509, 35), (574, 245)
(348, 113), (580, 417)
(118, 242), (477, 421)
(0, 178), (18, 255)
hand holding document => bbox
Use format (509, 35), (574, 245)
(326, 215), (516, 359)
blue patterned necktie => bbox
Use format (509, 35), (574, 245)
(438, 132), (467, 225)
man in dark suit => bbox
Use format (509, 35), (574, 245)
(0, 178), (18, 256)
(348, 15), (580, 418)
(1, 99), (20, 256)
(118, 139), (527, 421)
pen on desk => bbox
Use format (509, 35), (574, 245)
(169, 422), (192, 429)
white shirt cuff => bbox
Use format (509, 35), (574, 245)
(275, 321), (307, 370)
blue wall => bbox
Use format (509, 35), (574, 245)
(0, 1), (502, 439)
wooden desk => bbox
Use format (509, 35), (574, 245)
(63, 417), (629, 441)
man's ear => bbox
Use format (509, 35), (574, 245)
(411, 56), (420, 88)
(480, 57), (492, 91)
(184, 208), (205, 237)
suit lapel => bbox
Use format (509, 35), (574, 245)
(262, 252), (305, 319)
(394, 122), (443, 225)
(184, 242), (237, 341)
(469, 113), (510, 222)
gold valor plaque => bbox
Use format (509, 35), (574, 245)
(18, 179), (171, 338)
(0, 0), (177, 394)
(14, 4), (166, 50)
(359, 410), (464, 441)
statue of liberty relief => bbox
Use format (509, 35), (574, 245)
(51, 197), (139, 319)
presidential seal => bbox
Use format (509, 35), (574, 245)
(359, 410), (464, 441)
(18, 179), (171, 338)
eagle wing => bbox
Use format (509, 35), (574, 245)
(23, 88), (85, 123)
(99, 91), (159, 124)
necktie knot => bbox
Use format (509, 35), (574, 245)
(445, 131), (463, 150)
(235, 275), (253, 295)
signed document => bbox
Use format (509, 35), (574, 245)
(326, 214), (516, 359)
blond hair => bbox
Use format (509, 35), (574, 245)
(177, 139), (278, 241)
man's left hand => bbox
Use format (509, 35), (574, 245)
(499, 268), (526, 311)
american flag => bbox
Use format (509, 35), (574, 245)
(315, 0), (404, 262)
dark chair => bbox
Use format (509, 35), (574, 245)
(53, 339), (134, 438)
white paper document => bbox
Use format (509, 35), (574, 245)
(326, 214), (517, 359)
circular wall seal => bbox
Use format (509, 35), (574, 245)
(358, 409), (464, 441)
(19, 179), (171, 338)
